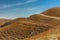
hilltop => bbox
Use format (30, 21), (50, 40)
(43, 7), (60, 17)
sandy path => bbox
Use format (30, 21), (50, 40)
(40, 14), (60, 19)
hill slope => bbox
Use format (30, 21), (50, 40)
(0, 7), (60, 40)
(0, 19), (9, 27)
(42, 7), (60, 17)
(0, 14), (60, 40)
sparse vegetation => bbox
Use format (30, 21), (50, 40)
(0, 7), (60, 40)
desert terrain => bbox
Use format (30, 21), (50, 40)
(0, 7), (60, 40)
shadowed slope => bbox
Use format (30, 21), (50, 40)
(24, 25), (60, 40)
(0, 19), (9, 27)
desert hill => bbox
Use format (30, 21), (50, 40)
(42, 7), (60, 17)
(0, 7), (60, 40)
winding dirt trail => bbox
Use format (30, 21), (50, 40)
(23, 14), (60, 40)
(40, 14), (60, 19)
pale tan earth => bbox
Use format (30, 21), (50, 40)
(0, 7), (60, 40)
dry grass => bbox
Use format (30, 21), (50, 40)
(0, 14), (59, 40)
(42, 7), (60, 17)
(0, 7), (60, 40)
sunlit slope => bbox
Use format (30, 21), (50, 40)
(0, 13), (60, 40)
(43, 7), (60, 17)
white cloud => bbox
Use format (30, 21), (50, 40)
(25, 0), (38, 4)
(0, 3), (23, 9)
(0, 0), (39, 9)
(25, 7), (37, 11)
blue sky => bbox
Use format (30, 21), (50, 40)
(0, 0), (60, 19)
